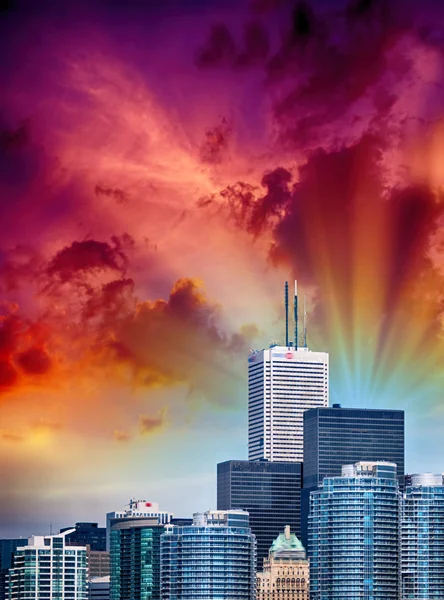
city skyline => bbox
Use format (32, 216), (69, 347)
(2, 0), (444, 537)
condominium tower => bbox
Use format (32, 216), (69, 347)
(160, 510), (256, 599)
(402, 473), (444, 598)
(7, 531), (88, 600)
(309, 462), (400, 600)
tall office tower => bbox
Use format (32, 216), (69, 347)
(109, 516), (164, 600)
(309, 462), (401, 600)
(106, 500), (173, 551)
(256, 525), (309, 600)
(160, 510), (256, 600)
(0, 540), (27, 600)
(7, 530), (87, 600)
(301, 404), (405, 544)
(60, 523), (106, 552)
(217, 460), (302, 566)
(248, 282), (329, 463)
(401, 473), (444, 598)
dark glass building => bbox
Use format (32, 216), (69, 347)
(60, 523), (106, 552)
(109, 517), (164, 600)
(0, 539), (27, 600)
(301, 404), (405, 545)
(217, 460), (302, 567)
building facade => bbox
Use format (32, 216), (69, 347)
(109, 516), (164, 600)
(257, 526), (309, 600)
(88, 577), (110, 600)
(160, 510), (256, 599)
(7, 531), (87, 600)
(248, 346), (329, 463)
(106, 500), (172, 551)
(401, 473), (444, 598)
(60, 523), (106, 552)
(87, 548), (110, 579)
(217, 460), (302, 566)
(301, 405), (405, 544)
(309, 462), (400, 600)
(0, 540), (27, 600)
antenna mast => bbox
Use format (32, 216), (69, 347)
(294, 280), (298, 349)
(285, 281), (289, 346)
(304, 294), (307, 348)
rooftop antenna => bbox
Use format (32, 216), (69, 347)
(304, 294), (307, 348)
(284, 281), (289, 347)
(294, 280), (298, 349)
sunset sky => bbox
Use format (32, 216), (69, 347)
(1, 0), (444, 536)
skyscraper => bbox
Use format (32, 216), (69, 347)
(309, 462), (401, 600)
(248, 346), (329, 462)
(160, 510), (256, 600)
(248, 280), (329, 463)
(217, 460), (302, 566)
(106, 500), (173, 551)
(301, 404), (405, 544)
(256, 525), (309, 600)
(401, 473), (444, 598)
(109, 516), (164, 600)
(7, 531), (88, 600)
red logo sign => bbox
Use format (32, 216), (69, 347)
(145, 502), (152, 507)
(286, 352), (293, 359)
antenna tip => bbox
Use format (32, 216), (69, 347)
(294, 280), (298, 296)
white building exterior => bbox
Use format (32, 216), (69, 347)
(105, 499), (173, 551)
(7, 530), (87, 600)
(248, 346), (329, 462)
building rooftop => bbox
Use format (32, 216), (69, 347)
(270, 526), (306, 559)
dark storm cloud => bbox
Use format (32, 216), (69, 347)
(200, 118), (233, 164)
(95, 184), (129, 205)
(16, 346), (51, 375)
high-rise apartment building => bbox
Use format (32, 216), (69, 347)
(301, 405), (405, 544)
(0, 540), (27, 600)
(7, 531), (88, 600)
(217, 460), (302, 566)
(106, 500), (173, 551)
(160, 510), (256, 600)
(248, 346), (328, 462)
(87, 548), (110, 579)
(401, 473), (444, 598)
(109, 516), (164, 600)
(60, 523), (106, 552)
(257, 525), (309, 600)
(309, 462), (400, 600)
(89, 577), (110, 600)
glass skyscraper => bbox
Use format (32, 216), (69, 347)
(60, 523), (106, 552)
(160, 510), (256, 599)
(401, 473), (444, 598)
(217, 460), (302, 566)
(7, 531), (87, 600)
(309, 461), (401, 600)
(109, 517), (164, 600)
(301, 405), (405, 544)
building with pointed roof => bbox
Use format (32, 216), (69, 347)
(257, 525), (309, 600)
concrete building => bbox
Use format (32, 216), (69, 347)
(89, 576), (110, 600)
(248, 345), (328, 463)
(402, 473), (444, 598)
(217, 459), (302, 566)
(309, 462), (400, 600)
(257, 525), (309, 600)
(160, 510), (256, 599)
(7, 530), (87, 600)
(87, 547), (110, 579)
(106, 500), (173, 551)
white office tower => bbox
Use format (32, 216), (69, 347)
(105, 499), (173, 551)
(7, 530), (87, 600)
(248, 281), (329, 462)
